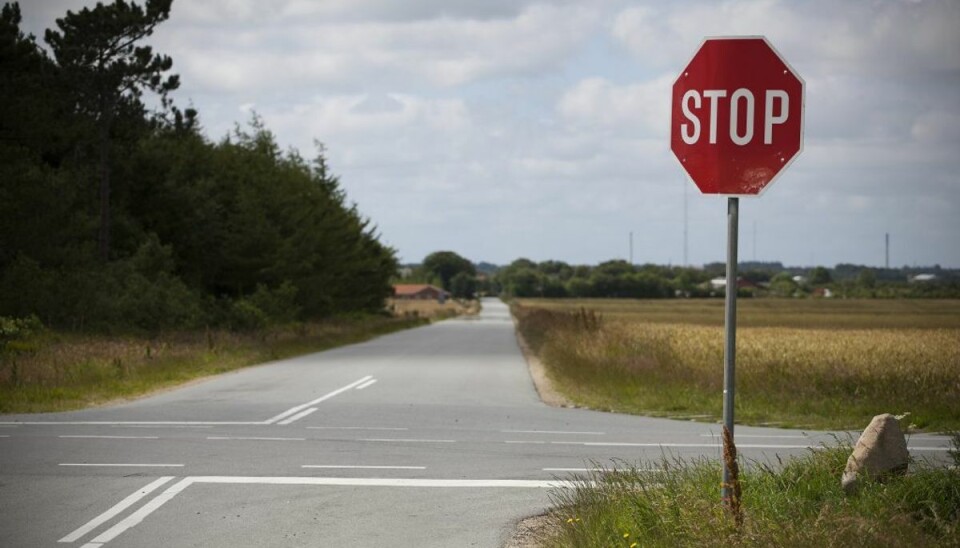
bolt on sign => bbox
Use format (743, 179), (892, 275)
(671, 36), (804, 196)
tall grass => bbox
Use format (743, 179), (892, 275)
(541, 440), (960, 547)
(0, 316), (426, 413)
(514, 303), (960, 430)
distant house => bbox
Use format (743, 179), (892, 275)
(392, 284), (450, 301)
(709, 277), (758, 290)
(909, 274), (938, 283)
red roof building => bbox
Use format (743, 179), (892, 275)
(392, 284), (450, 301)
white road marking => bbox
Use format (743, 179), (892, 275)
(542, 468), (605, 472)
(207, 436), (305, 441)
(355, 378), (378, 390)
(302, 465), (426, 470)
(505, 440), (547, 444)
(700, 434), (808, 438)
(60, 475), (591, 546)
(503, 430), (605, 435)
(263, 376), (373, 425)
(277, 407), (318, 425)
(58, 476), (175, 543)
(59, 463), (185, 468)
(0, 421), (260, 426)
(360, 438), (456, 443)
(542, 468), (663, 473)
(88, 477), (194, 544)
(189, 476), (579, 488)
(906, 446), (951, 452)
(307, 426), (409, 431)
(0, 435), (9, 438)
(59, 435), (158, 440)
(558, 442), (818, 449)
(111, 425), (212, 429)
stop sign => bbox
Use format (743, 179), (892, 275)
(671, 37), (804, 195)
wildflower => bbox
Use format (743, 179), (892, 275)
(623, 532), (630, 538)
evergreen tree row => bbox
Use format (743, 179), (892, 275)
(0, 2), (397, 331)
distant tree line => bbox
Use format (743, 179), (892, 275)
(0, 1), (397, 331)
(403, 254), (960, 300)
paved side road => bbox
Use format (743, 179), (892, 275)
(0, 299), (951, 547)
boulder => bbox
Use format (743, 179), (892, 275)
(841, 413), (909, 494)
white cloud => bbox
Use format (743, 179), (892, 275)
(155, 2), (600, 93)
(557, 75), (673, 137)
(15, 0), (960, 267)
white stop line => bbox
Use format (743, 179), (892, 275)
(59, 475), (580, 547)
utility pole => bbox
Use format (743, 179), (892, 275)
(885, 233), (890, 269)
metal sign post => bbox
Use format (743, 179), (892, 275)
(721, 197), (739, 501)
(670, 36), (804, 507)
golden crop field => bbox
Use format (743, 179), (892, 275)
(515, 299), (960, 430)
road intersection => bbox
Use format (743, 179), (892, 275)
(1, 299), (951, 547)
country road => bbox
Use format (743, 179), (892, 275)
(0, 299), (951, 547)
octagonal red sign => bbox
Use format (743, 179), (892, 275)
(671, 37), (804, 196)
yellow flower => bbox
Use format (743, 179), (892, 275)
(630, 543), (638, 548)
(623, 532), (630, 538)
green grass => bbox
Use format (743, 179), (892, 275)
(0, 315), (427, 414)
(513, 300), (960, 430)
(540, 439), (960, 547)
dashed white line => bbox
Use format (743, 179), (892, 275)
(277, 407), (318, 425)
(502, 430), (605, 435)
(542, 467), (605, 472)
(263, 376), (373, 425)
(355, 378), (378, 390)
(700, 434), (808, 439)
(111, 425), (212, 429)
(307, 426), (409, 431)
(302, 465), (426, 470)
(58, 435), (158, 440)
(0, 421), (260, 426)
(360, 438), (456, 443)
(542, 468), (663, 473)
(190, 476), (577, 488)
(505, 440), (547, 445)
(58, 476), (175, 543)
(207, 436), (305, 441)
(59, 463), (185, 468)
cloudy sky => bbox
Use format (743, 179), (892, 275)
(20, 0), (960, 268)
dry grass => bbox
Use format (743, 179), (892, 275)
(540, 442), (960, 547)
(0, 316), (425, 413)
(514, 299), (960, 430)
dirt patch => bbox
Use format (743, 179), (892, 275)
(503, 513), (552, 548)
(513, 325), (575, 408)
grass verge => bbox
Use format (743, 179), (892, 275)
(0, 315), (427, 414)
(538, 437), (960, 547)
(513, 302), (960, 431)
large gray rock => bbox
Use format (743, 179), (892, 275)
(842, 413), (909, 494)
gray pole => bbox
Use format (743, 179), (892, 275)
(885, 233), (889, 269)
(721, 197), (739, 501)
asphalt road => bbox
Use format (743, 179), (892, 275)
(0, 299), (952, 547)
